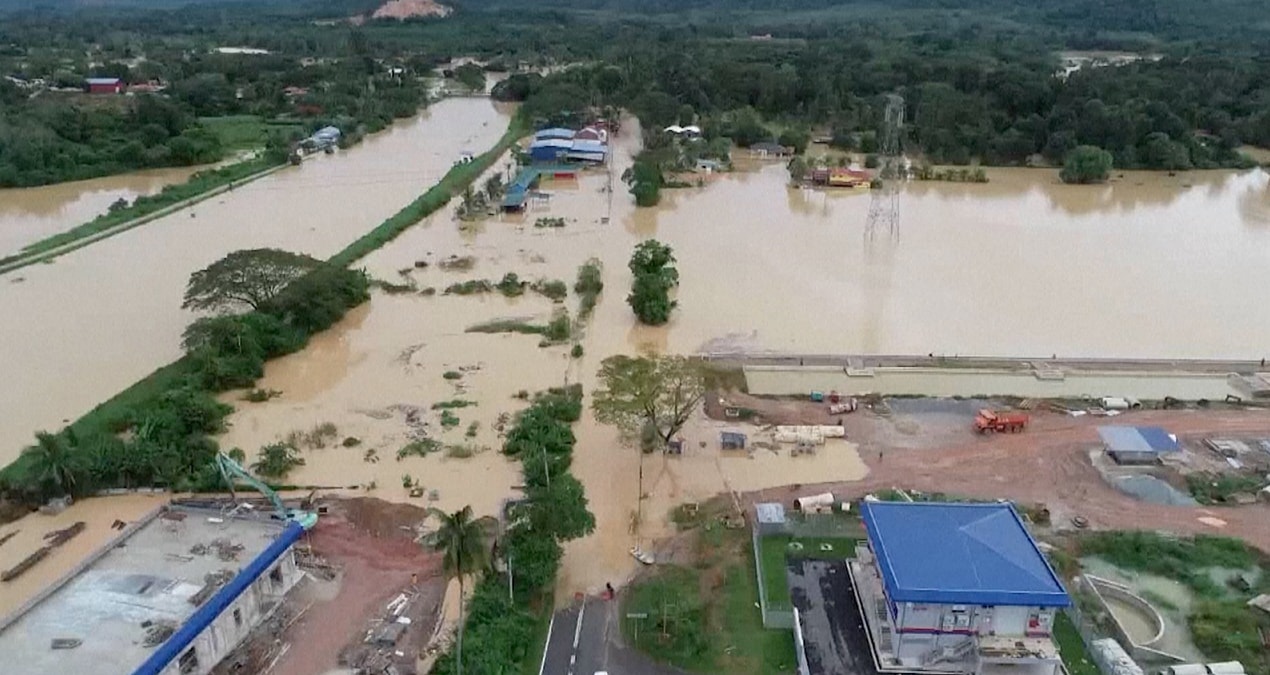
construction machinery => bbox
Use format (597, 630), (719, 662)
(974, 409), (1029, 434)
(215, 452), (318, 530)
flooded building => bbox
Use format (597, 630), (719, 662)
(0, 504), (304, 675)
(528, 126), (608, 163)
(86, 77), (123, 94)
(851, 501), (1070, 675)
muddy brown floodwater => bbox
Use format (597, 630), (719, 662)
(212, 118), (1270, 600)
(8, 113), (1270, 606)
(0, 98), (512, 466)
(0, 166), (207, 256)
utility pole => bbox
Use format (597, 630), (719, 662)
(865, 93), (905, 241)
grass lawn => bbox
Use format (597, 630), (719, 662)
(199, 115), (302, 151)
(1052, 612), (1098, 675)
(759, 534), (861, 608)
(621, 510), (797, 674)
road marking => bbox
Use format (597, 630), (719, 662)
(538, 612), (556, 675)
(567, 601), (586, 675)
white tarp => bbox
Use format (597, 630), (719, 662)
(773, 425), (845, 445)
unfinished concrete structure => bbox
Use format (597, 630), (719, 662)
(0, 504), (303, 675)
(851, 501), (1070, 675)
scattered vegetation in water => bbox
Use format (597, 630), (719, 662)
(466, 309), (571, 345)
(342, 436), (362, 447)
(574, 258), (604, 320)
(397, 438), (442, 460)
(531, 279), (568, 302)
(252, 442), (305, 479)
(1079, 531), (1257, 595)
(443, 370), (463, 380)
(913, 164), (989, 183)
(465, 421), (480, 438)
(539, 310), (572, 345)
(363, 447), (379, 463)
(444, 279), (494, 295)
(284, 422), (339, 449)
(242, 388), (281, 402)
(444, 443), (484, 459)
(534, 217), (566, 228)
(432, 399), (477, 410)
(402, 474), (416, 488)
(514, 390), (530, 400)
(438, 255), (477, 271)
(571, 344), (584, 358)
(496, 272), (528, 297)
(419, 286), (437, 296)
(375, 278), (418, 294)
(440, 410), (461, 429)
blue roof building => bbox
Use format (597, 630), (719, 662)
(528, 138), (572, 162)
(861, 501), (1069, 607)
(534, 127), (576, 141)
(1098, 426), (1179, 465)
(854, 501), (1069, 673)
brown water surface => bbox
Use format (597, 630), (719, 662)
(0, 166), (206, 255)
(0, 98), (512, 465)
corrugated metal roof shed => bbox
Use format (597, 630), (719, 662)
(86, 77), (121, 85)
(534, 127), (575, 140)
(1098, 426), (1180, 454)
(860, 501), (1070, 607)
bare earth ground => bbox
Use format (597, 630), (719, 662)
(371, 0), (452, 19)
(262, 498), (443, 675)
(744, 407), (1270, 552)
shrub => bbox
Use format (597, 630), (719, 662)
(397, 438), (442, 460)
(570, 344), (584, 358)
(443, 370), (463, 380)
(440, 410), (461, 428)
(252, 442), (305, 479)
(531, 279), (568, 302)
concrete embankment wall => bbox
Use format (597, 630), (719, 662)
(742, 365), (1241, 400)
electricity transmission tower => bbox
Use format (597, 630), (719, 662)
(865, 94), (905, 240)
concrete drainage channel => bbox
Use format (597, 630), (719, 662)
(1079, 575), (1182, 662)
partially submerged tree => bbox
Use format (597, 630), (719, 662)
(1060, 145), (1113, 184)
(592, 354), (706, 447)
(425, 505), (493, 675)
(626, 240), (678, 325)
(182, 248), (322, 313)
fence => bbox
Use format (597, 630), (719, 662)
(752, 511), (866, 629)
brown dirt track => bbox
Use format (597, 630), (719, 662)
(749, 408), (1270, 552)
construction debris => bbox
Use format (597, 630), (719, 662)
(1, 521), (86, 582)
(189, 570), (237, 606)
(50, 638), (82, 650)
(295, 547), (339, 581)
(142, 620), (177, 647)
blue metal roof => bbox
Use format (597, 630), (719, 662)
(529, 138), (573, 149)
(860, 501), (1069, 607)
(1098, 426), (1179, 454)
(534, 127), (576, 140)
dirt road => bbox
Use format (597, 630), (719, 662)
(751, 409), (1270, 552)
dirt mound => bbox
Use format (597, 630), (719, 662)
(337, 496), (428, 538)
(371, 0), (452, 19)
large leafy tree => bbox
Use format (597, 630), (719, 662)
(182, 249), (322, 313)
(626, 240), (679, 325)
(1060, 145), (1114, 184)
(593, 354), (705, 446)
(425, 506), (493, 675)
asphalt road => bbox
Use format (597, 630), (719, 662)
(540, 596), (686, 675)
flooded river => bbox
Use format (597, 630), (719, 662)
(0, 98), (512, 465)
(0, 166), (206, 256)
(6, 113), (1270, 604)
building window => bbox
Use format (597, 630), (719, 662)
(178, 647), (199, 674)
(233, 607), (243, 626)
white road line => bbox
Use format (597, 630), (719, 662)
(538, 613), (556, 675)
(568, 602), (587, 675)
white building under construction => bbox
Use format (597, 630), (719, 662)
(852, 501), (1071, 675)
(0, 504), (304, 675)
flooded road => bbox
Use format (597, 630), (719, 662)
(0, 166), (206, 256)
(0, 98), (512, 465)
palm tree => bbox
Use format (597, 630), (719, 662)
(24, 431), (78, 496)
(425, 505), (491, 675)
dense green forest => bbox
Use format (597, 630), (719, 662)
(1, 0), (1269, 187)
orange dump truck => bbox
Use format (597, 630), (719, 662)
(974, 409), (1029, 433)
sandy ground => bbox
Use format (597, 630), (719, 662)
(267, 498), (444, 675)
(0, 493), (168, 616)
(371, 0), (452, 19)
(749, 408), (1270, 552)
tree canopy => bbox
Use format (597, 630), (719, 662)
(592, 354), (706, 446)
(182, 248), (322, 313)
(627, 240), (679, 325)
(1060, 145), (1114, 184)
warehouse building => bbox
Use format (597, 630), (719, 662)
(0, 504), (304, 675)
(851, 501), (1070, 675)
